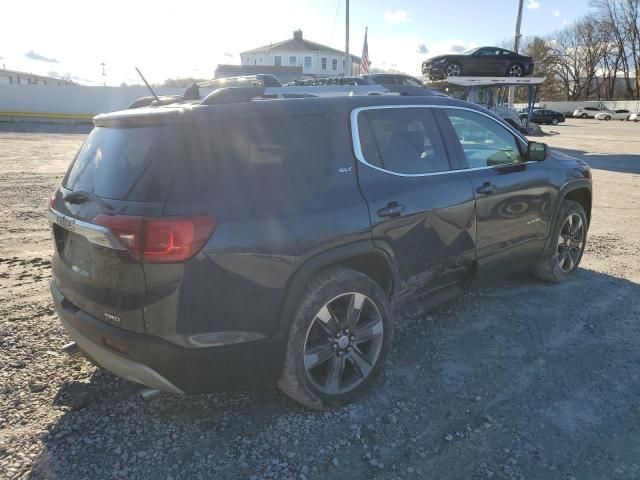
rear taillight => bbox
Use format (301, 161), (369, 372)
(94, 214), (215, 263)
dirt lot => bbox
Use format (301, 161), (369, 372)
(0, 118), (639, 480)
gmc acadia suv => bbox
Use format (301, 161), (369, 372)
(49, 92), (592, 409)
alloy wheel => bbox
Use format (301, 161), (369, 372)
(509, 64), (523, 77)
(557, 213), (585, 272)
(446, 64), (461, 77)
(303, 292), (384, 395)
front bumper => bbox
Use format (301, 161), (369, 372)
(51, 280), (286, 393)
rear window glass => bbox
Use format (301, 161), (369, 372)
(170, 114), (331, 201)
(63, 126), (183, 201)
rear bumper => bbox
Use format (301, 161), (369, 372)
(51, 280), (286, 393)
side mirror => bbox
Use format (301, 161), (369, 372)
(528, 141), (548, 161)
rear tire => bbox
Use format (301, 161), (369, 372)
(605, 115), (611, 121)
(278, 268), (393, 409)
(534, 200), (588, 283)
(580, 113), (588, 119)
(445, 62), (462, 77)
(507, 63), (524, 77)
(551, 118), (559, 125)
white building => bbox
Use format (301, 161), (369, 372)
(0, 68), (73, 86)
(240, 30), (361, 79)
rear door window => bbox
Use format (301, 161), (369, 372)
(63, 126), (183, 201)
(356, 107), (450, 175)
(170, 114), (331, 201)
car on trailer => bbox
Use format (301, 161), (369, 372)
(422, 47), (534, 80)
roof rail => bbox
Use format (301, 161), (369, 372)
(200, 86), (267, 105)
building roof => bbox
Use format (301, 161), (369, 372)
(241, 30), (361, 63)
(0, 68), (74, 84)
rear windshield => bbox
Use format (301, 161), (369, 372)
(63, 126), (184, 201)
(169, 114), (331, 201)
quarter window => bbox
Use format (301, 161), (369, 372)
(445, 109), (524, 168)
(356, 108), (450, 175)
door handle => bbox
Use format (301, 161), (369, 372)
(476, 182), (497, 195)
(377, 202), (406, 218)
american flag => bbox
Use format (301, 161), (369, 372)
(359, 27), (370, 75)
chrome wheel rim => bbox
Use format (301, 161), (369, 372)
(446, 64), (461, 77)
(303, 292), (384, 395)
(509, 64), (523, 77)
(557, 213), (585, 272)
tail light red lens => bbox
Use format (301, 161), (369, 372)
(94, 214), (215, 263)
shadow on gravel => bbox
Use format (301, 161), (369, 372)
(29, 269), (640, 480)
(552, 146), (640, 174)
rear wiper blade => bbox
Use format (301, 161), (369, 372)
(63, 190), (114, 211)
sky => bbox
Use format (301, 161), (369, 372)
(0, 0), (593, 85)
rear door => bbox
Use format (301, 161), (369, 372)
(352, 105), (476, 298)
(50, 125), (185, 332)
(439, 107), (554, 269)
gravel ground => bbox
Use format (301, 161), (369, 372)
(0, 119), (639, 480)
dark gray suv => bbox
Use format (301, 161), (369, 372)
(49, 91), (592, 409)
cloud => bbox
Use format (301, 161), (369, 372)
(552, 10), (560, 16)
(451, 45), (466, 53)
(25, 50), (59, 63)
(384, 9), (411, 23)
(527, 0), (540, 9)
(224, 52), (234, 58)
(416, 44), (429, 54)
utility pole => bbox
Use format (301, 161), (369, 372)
(345, 0), (350, 76)
(514, 0), (523, 53)
(100, 62), (106, 87)
(508, 0), (524, 108)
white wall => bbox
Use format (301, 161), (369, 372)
(0, 84), (185, 120)
(515, 100), (640, 114)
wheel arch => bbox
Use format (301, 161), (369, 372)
(540, 181), (592, 257)
(277, 241), (397, 334)
(563, 185), (592, 225)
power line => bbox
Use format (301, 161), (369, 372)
(330, 0), (341, 44)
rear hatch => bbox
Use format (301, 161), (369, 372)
(50, 123), (186, 333)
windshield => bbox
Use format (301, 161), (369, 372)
(462, 47), (480, 55)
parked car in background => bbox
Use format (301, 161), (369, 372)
(572, 107), (602, 119)
(595, 109), (633, 121)
(520, 108), (565, 125)
(360, 73), (425, 87)
(422, 47), (534, 80)
(629, 113), (639, 122)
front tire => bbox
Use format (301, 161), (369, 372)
(278, 268), (393, 409)
(551, 118), (559, 125)
(581, 113), (588, 119)
(534, 200), (588, 283)
(605, 115), (611, 121)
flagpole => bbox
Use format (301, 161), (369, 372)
(345, 0), (350, 76)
